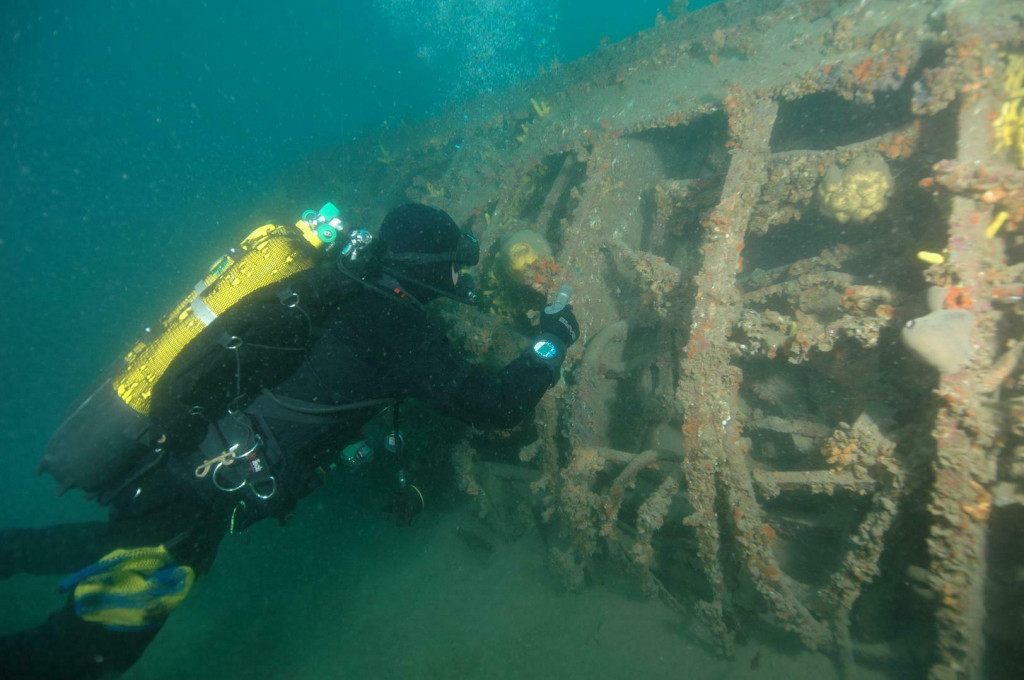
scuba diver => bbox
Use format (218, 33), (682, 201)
(0, 202), (579, 679)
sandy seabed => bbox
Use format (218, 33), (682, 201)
(0, 471), (885, 680)
(95, 477), (877, 680)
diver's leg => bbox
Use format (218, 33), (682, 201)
(0, 520), (168, 678)
(0, 467), (224, 675)
(0, 595), (162, 680)
(0, 522), (117, 578)
(0, 487), (222, 579)
(0, 512), (223, 679)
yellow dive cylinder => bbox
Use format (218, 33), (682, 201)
(113, 222), (323, 415)
(41, 204), (348, 498)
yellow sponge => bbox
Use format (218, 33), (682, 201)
(818, 153), (893, 224)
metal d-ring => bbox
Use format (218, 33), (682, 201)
(281, 292), (300, 308)
(248, 476), (277, 500)
(210, 434), (264, 493)
(212, 461), (247, 492)
(239, 434), (262, 457)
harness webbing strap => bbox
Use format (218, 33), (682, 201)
(249, 390), (396, 425)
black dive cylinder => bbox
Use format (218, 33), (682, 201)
(38, 363), (151, 497)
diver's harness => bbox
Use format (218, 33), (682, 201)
(42, 202), (433, 529)
(165, 204), (422, 530)
(184, 391), (406, 531)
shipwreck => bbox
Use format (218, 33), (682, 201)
(270, 0), (1024, 677)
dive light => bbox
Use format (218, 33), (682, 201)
(544, 284), (573, 315)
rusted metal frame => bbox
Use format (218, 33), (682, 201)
(546, 141), (641, 567)
(747, 415), (834, 440)
(650, 179), (700, 255)
(676, 92), (834, 656)
(534, 153), (578, 234)
(675, 95), (762, 656)
(739, 244), (857, 297)
(917, 19), (1019, 675)
(751, 468), (875, 497)
(740, 271), (856, 306)
(555, 140), (624, 336)
(530, 389), (564, 519)
(538, 139), (641, 578)
(631, 474), (682, 565)
(820, 442), (904, 675)
(924, 35), (1006, 680)
(597, 449), (669, 548)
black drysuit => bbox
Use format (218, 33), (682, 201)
(0, 270), (557, 679)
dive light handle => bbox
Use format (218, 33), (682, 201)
(544, 285), (573, 315)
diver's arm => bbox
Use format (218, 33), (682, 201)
(400, 298), (578, 428)
(403, 334), (558, 429)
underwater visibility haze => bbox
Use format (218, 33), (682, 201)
(0, 0), (690, 512)
(4, 0), (1024, 679)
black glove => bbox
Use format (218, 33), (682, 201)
(540, 303), (579, 347)
(527, 304), (579, 379)
(385, 484), (425, 527)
